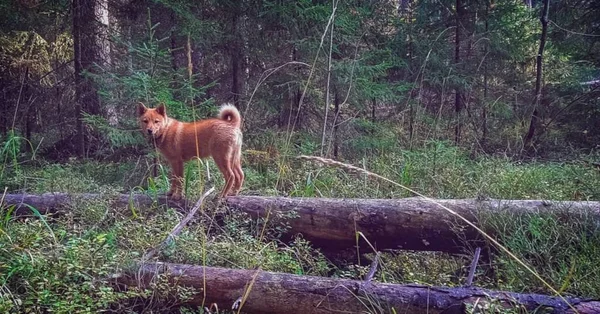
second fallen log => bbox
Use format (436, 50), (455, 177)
(114, 262), (600, 314)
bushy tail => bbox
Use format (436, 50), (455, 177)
(218, 104), (242, 128)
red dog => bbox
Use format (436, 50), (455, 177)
(138, 103), (244, 199)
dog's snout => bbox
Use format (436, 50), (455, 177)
(147, 129), (153, 135)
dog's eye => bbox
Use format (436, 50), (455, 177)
(143, 119), (148, 123)
(154, 119), (160, 123)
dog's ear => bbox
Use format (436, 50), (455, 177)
(137, 102), (147, 116)
(156, 103), (166, 116)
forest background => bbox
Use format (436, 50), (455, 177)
(1, 0), (600, 312)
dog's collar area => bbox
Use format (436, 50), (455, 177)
(148, 133), (163, 145)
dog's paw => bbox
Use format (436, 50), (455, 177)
(167, 190), (183, 200)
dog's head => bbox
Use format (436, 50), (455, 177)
(137, 102), (168, 138)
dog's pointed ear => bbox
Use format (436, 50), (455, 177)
(137, 102), (147, 116)
(156, 103), (166, 116)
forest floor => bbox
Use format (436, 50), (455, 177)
(1, 142), (600, 313)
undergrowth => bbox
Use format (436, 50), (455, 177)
(1, 133), (599, 312)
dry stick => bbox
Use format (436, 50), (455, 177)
(296, 155), (579, 313)
(364, 252), (381, 282)
(142, 187), (215, 261)
(320, 0), (337, 156)
(465, 247), (481, 287)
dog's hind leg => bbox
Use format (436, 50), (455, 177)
(214, 151), (236, 198)
(231, 145), (244, 195)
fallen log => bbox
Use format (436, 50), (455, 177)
(225, 196), (600, 253)
(114, 262), (600, 314)
(3, 193), (599, 253)
(2, 192), (184, 217)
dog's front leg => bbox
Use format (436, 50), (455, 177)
(168, 159), (184, 200)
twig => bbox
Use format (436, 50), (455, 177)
(465, 247), (481, 287)
(320, 0), (337, 156)
(142, 187), (215, 261)
(364, 252), (381, 282)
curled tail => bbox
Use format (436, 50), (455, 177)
(218, 104), (242, 128)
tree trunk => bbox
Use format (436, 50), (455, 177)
(186, 35), (193, 81)
(230, 9), (242, 109)
(25, 97), (34, 143)
(114, 262), (600, 314)
(523, 0), (550, 150)
(481, 8), (489, 149)
(72, 0), (108, 156)
(104, 0), (120, 126)
(399, 0), (411, 15)
(169, 12), (178, 72)
(225, 196), (600, 253)
(371, 98), (376, 123)
(333, 86), (340, 159)
(4, 193), (186, 217)
(8, 193), (600, 254)
(279, 45), (302, 129)
(454, 0), (463, 145)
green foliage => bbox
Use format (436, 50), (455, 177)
(1, 140), (599, 312)
(85, 10), (215, 154)
(481, 209), (600, 298)
(272, 138), (600, 200)
(349, 119), (399, 155)
(0, 217), (142, 313)
(2, 0), (600, 311)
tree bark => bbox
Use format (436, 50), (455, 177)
(230, 6), (242, 109)
(72, 0), (109, 156)
(279, 45), (302, 129)
(333, 86), (340, 159)
(523, 0), (550, 149)
(454, 0), (463, 145)
(114, 262), (600, 314)
(371, 98), (376, 123)
(481, 7), (489, 149)
(225, 196), (600, 253)
(4, 192), (185, 217)
(6, 193), (600, 254)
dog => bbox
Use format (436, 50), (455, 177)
(137, 102), (244, 199)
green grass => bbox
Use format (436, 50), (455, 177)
(480, 208), (600, 298)
(1, 137), (599, 312)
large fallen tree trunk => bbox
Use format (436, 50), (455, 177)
(4, 193), (600, 253)
(225, 196), (600, 253)
(114, 262), (599, 314)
